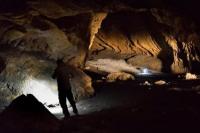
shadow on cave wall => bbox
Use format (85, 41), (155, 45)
(146, 12), (174, 73)
(152, 33), (174, 73)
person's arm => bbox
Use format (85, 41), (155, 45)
(52, 69), (57, 79)
(69, 73), (73, 79)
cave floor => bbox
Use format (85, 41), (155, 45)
(55, 74), (200, 118)
(63, 78), (200, 132)
(1, 77), (200, 133)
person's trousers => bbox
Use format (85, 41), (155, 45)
(58, 88), (78, 117)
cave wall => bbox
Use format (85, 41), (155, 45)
(89, 9), (200, 73)
(0, 0), (102, 104)
(0, 12), (91, 67)
(0, 52), (56, 105)
(0, 0), (200, 104)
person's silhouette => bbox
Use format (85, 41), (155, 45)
(52, 59), (78, 117)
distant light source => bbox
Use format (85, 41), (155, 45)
(139, 68), (151, 75)
(143, 68), (149, 74)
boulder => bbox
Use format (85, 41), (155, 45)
(0, 94), (59, 133)
(106, 72), (135, 82)
(185, 73), (197, 80)
(154, 80), (167, 85)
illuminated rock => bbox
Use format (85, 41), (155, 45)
(86, 58), (141, 74)
(185, 73), (197, 80)
(142, 81), (151, 86)
(89, 9), (200, 73)
(0, 53), (95, 105)
(154, 80), (167, 85)
(106, 72), (135, 82)
(0, 54), (56, 105)
(127, 55), (162, 71)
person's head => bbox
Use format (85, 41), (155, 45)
(56, 59), (64, 65)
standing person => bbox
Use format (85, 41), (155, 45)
(52, 59), (78, 117)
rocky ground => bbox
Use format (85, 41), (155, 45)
(1, 75), (200, 133)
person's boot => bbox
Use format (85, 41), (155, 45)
(72, 106), (79, 115)
(63, 108), (70, 117)
(64, 112), (70, 118)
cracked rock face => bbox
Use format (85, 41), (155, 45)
(0, 0), (200, 105)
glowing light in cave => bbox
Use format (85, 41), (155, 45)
(22, 78), (58, 104)
(22, 77), (70, 114)
(143, 68), (149, 74)
(139, 68), (152, 75)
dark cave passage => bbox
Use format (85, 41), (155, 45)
(1, 0), (200, 133)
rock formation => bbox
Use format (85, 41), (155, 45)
(89, 9), (200, 73)
(0, 94), (59, 133)
(0, 0), (200, 105)
(106, 72), (135, 82)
